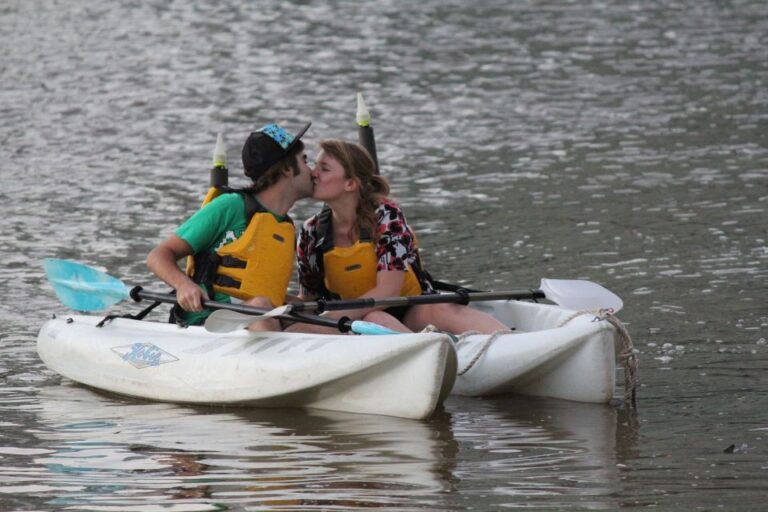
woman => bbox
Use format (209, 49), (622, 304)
(295, 139), (509, 334)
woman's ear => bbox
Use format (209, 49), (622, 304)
(344, 178), (359, 192)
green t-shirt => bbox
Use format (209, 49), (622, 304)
(174, 193), (286, 325)
(177, 193), (249, 255)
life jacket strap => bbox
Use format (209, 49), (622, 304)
(220, 255), (247, 269)
(191, 251), (222, 300)
(314, 206), (339, 299)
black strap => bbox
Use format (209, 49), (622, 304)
(133, 300), (163, 320)
(409, 254), (437, 295)
(191, 252), (221, 300)
(96, 300), (164, 328)
(241, 190), (263, 221)
(430, 279), (481, 294)
(242, 191), (293, 225)
(315, 205), (334, 254)
(168, 304), (190, 327)
(313, 206), (339, 300)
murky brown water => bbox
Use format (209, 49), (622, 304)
(1, 0), (766, 509)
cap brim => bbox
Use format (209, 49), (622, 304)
(286, 122), (311, 152)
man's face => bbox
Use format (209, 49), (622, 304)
(292, 150), (314, 199)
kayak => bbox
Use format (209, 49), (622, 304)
(38, 258), (635, 418)
(37, 299), (625, 420)
(455, 300), (623, 403)
(36, 315), (457, 420)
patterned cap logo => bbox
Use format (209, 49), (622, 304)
(259, 124), (295, 150)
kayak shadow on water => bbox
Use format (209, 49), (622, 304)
(25, 384), (460, 509)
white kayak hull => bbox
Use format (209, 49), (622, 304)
(37, 315), (457, 420)
(454, 300), (619, 403)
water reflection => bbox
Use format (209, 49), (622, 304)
(0, 383), (642, 510)
(10, 385), (457, 510)
(447, 395), (637, 509)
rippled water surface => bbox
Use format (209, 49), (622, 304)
(1, 0), (766, 510)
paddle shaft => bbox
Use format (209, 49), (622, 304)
(288, 289), (546, 314)
(133, 288), (355, 332)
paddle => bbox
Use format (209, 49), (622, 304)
(205, 278), (623, 332)
(287, 279), (621, 313)
(43, 258), (399, 335)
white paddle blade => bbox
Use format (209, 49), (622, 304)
(204, 309), (255, 333)
(539, 278), (623, 313)
(204, 306), (292, 333)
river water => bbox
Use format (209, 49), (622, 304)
(1, 0), (766, 510)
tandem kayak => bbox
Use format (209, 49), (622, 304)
(36, 315), (457, 420)
(36, 299), (634, 420)
(457, 300), (634, 404)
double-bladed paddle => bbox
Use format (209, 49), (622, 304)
(43, 258), (398, 335)
(203, 278), (623, 333)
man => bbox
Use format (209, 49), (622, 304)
(147, 122), (313, 330)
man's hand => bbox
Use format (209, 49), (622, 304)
(175, 280), (206, 312)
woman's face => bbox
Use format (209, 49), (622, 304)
(311, 149), (356, 201)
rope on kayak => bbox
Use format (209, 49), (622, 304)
(456, 329), (513, 376)
(558, 309), (638, 408)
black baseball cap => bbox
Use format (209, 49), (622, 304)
(241, 122), (311, 180)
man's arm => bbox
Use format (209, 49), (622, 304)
(146, 235), (206, 312)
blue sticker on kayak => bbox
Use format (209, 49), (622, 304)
(112, 342), (179, 369)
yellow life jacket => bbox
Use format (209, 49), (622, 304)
(315, 207), (424, 300)
(191, 191), (295, 307)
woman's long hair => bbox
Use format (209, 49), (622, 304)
(318, 139), (389, 241)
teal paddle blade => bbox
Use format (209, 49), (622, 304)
(44, 258), (131, 312)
